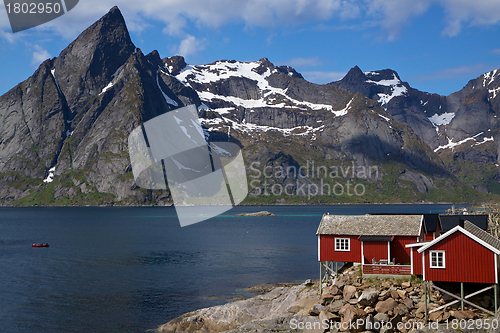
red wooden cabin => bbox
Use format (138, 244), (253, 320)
(317, 214), (424, 276)
(407, 214), (490, 277)
(416, 220), (500, 284)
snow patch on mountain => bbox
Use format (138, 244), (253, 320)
(201, 115), (326, 139)
(177, 60), (338, 113)
(489, 87), (500, 100)
(366, 74), (408, 106)
(366, 73), (400, 87)
(100, 82), (114, 94)
(483, 69), (498, 87)
(434, 132), (494, 152)
(428, 112), (455, 126)
(43, 167), (56, 183)
(377, 85), (407, 106)
(332, 97), (353, 117)
(378, 114), (391, 122)
(177, 60), (275, 85)
(50, 69), (62, 94)
(156, 71), (178, 106)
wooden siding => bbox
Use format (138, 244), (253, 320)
(319, 235), (361, 262)
(392, 236), (416, 264)
(424, 232), (496, 283)
(363, 241), (388, 264)
(412, 248), (423, 275)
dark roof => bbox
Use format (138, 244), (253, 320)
(463, 221), (500, 251)
(439, 214), (488, 232)
(358, 235), (393, 242)
(422, 214), (439, 232)
(418, 220), (500, 254)
(316, 214), (422, 236)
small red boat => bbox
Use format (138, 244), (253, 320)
(32, 243), (49, 247)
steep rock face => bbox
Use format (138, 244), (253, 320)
(332, 66), (500, 196)
(434, 70), (500, 194)
(52, 6), (136, 116)
(332, 66), (447, 149)
(0, 7), (180, 205)
(54, 49), (174, 201)
(443, 70), (500, 156)
(173, 59), (453, 197)
(0, 59), (66, 178)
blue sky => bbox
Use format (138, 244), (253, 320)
(1, 0), (500, 97)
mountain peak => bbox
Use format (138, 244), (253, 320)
(277, 65), (303, 79)
(365, 69), (401, 82)
(339, 65), (366, 84)
(253, 58), (276, 75)
(163, 56), (187, 76)
(52, 6), (136, 112)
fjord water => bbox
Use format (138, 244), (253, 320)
(0, 204), (461, 332)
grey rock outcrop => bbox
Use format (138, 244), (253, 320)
(157, 282), (320, 333)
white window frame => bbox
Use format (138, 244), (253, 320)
(430, 250), (445, 269)
(335, 238), (350, 251)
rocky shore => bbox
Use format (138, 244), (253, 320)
(157, 265), (499, 332)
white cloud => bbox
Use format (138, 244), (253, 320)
(439, 0), (500, 37)
(366, 0), (500, 39)
(0, 30), (17, 43)
(177, 35), (205, 58)
(302, 70), (346, 84)
(366, 0), (432, 40)
(31, 45), (51, 66)
(1, 0), (500, 44)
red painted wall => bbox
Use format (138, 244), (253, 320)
(424, 232), (497, 283)
(363, 241), (388, 264)
(392, 236), (417, 264)
(319, 235), (361, 262)
(412, 248), (423, 275)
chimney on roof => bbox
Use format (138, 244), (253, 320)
(459, 218), (465, 228)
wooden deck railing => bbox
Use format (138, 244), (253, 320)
(362, 264), (411, 275)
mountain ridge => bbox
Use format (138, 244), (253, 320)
(0, 6), (498, 206)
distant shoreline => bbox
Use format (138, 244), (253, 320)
(0, 202), (473, 208)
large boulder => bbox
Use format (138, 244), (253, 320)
(339, 304), (366, 332)
(308, 304), (323, 316)
(375, 298), (398, 314)
(326, 299), (348, 313)
(358, 288), (379, 307)
(343, 285), (357, 300)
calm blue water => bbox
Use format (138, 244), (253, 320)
(0, 204), (464, 332)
